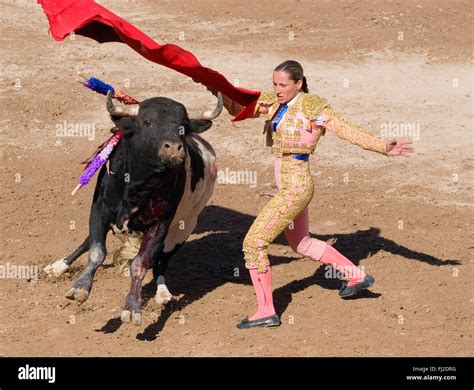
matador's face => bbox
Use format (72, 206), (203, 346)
(272, 71), (302, 105)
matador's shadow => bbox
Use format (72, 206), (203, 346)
(95, 205), (462, 341)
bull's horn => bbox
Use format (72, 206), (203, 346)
(106, 90), (139, 117)
(189, 92), (223, 120)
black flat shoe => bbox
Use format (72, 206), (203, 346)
(236, 314), (281, 329)
(339, 274), (375, 298)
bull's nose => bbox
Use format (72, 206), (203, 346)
(159, 141), (185, 166)
(163, 142), (183, 153)
(161, 141), (183, 156)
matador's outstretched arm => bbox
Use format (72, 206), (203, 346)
(316, 107), (413, 157)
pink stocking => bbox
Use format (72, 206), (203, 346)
(249, 266), (276, 320)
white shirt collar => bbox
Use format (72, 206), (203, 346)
(286, 92), (300, 106)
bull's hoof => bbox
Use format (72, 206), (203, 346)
(122, 293), (142, 325)
(121, 310), (131, 323)
(132, 313), (142, 326)
(121, 310), (142, 326)
(155, 284), (174, 307)
(44, 258), (69, 277)
(65, 287), (89, 303)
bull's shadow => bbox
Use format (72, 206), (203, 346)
(95, 205), (462, 340)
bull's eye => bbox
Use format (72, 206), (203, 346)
(143, 119), (151, 127)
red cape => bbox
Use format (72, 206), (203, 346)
(38, 0), (259, 121)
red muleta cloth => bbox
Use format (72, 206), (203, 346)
(38, 0), (259, 122)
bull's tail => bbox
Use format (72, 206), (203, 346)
(112, 232), (143, 275)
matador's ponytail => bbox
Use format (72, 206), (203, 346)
(301, 76), (309, 93)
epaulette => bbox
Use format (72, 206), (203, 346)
(302, 93), (329, 119)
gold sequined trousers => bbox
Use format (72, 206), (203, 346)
(243, 156), (314, 272)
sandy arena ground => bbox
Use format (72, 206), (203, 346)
(0, 0), (472, 356)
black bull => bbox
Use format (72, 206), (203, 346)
(44, 91), (223, 325)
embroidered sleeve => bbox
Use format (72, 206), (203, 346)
(254, 90), (277, 119)
(319, 107), (388, 155)
(222, 91), (276, 119)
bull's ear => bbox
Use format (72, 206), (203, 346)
(189, 119), (212, 134)
(111, 116), (135, 136)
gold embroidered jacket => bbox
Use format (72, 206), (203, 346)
(255, 91), (387, 156)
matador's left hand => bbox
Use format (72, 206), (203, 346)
(386, 139), (414, 157)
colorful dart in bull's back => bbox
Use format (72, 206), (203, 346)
(71, 77), (139, 195)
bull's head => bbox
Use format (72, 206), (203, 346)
(106, 91), (223, 170)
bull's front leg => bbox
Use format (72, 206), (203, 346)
(121, 222), (169, 326)
(65, 204), (109, 303)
